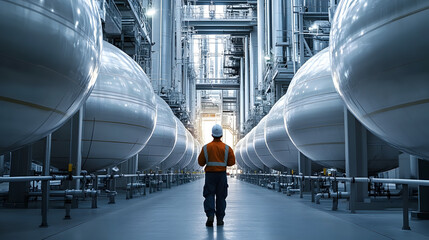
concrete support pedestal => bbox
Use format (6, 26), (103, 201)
(344, 108), (368, 213)
(5, 145), (32, 208)
(69, 108), (83, 208)
(411, 158), (429, 219)
(298, 152), (311, 196)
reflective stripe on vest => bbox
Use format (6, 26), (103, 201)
(203, 144), (229, 167)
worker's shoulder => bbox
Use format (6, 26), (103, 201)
(206, 141), (226, 147)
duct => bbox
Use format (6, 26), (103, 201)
(160, 0), (173, 91)
(257, 0), (265, 90)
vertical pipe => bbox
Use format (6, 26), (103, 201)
(40, 134), (51, 227)
(151, 0), (162, 93)
(272, 0), (284, 61)
(161, 0), (173, 91)
(298, 0), (305, 67)
(241, 57), (247, 128)
(175, 0), (182, 92)
(265, 0), (271, 55)
(250, 29), (257, 108)
(0, 155), (4, 176)
(292, 0), (298, 72)
(70, 107), (82, 194)
(244, 37), (250, 123)
(257, 0), (265, 91)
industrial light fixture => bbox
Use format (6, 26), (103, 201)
(264, 55), (270, 61)
(146, 8), (156, 17)
(309, 23), (318, 32)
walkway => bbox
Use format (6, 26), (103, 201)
(1, 177), (429, 240)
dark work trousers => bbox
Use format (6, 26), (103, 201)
(203, 171), (228, 220)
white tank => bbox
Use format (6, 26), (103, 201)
(284, 48), (398, 174)
(36, 42), (157, 172)
(241, 133), (261, 171)
(0, 0), (102, 154)
(138, 95), (177, 171)
(246, 128), (266, 170)
(159, 118), (187, 170)
(254, 116), (285, 171)
(175, 130), (195, 169)
(330, 0), (429, 159)
(234, 141), (244, 170)
(265, 96), (299, 170)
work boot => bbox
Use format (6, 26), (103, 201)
(206, 216), (214, 227)
(217, 220), (224, 226)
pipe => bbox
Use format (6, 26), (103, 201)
(315, 191), (349, 204)
(240, 55), (245, 132)
(272, 0), (284, 61)
(160, 0), (173, 91)
(257, 0), (265, 91)
(244, 37), (249, 123)
(249, 28), (257, 108)
(174, 0), (182, 92)
(28, 189), (99, 197)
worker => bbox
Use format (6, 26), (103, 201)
(198, 124), (235, 227)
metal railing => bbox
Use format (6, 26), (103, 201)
(237, 173), (427, 230)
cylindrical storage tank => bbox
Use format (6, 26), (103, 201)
(175, 131), (195, 170)
(246, 129), (266, 170)
(254, 116), (285, 171)
(330, 0), (429, 159)
(265, 96), (299, 170)
(41, 42), (157, 172)
(0, 0), (102, 154)
(240, 136), (256, 171)
(160, 118), (187, 170)
(285, 48), (398, 174)
(235, 141), (245, 170)
(185, 142), (199, 170)
(138, 95), (177, 171)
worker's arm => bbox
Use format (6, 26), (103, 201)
(227, 147), (235, 166)
(198, 148), (206, 167)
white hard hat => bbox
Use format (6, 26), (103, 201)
(212, 124), (223, 137)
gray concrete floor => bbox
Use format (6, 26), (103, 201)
(0, 177), (429, 240)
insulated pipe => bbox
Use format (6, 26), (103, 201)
(174, 0), (182, 92)
(244, 37), (250, 124)
(160, 0), (173, 91)
(272, 0), (284, 60)
(242, 57), (248, 124)
(257, 0), (265, 90)
(249, 29), (257, 108)
(240, 62), (245, 132)
(151, 0), (161, 93)
(315, 191), (349, 204)
(265, 0), (271, 54)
